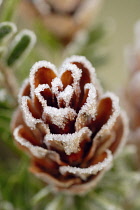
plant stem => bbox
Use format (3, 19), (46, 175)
(0, 0), (20, 21)
(0, 62), (18, 103)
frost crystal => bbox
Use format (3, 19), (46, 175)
(57, 85), (74, 107)
(96, 92), (120, 137)
(44, 127), (92, 155)
(43, 106), (77, 129)
(30, 60), (57, 99)
(14, 125), (48, 158)
(59, 150), (112, 180)
(21, 96), (42, 129)
(51, 77), (63, 95)
(35, 84), (50, 108)
(64, 55), (95, 83)
(60, 63), (82, 95)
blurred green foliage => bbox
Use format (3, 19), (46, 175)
(0, 0), (19, 21)
(0, 24), (12, 40)
(0, 144), (140, 210)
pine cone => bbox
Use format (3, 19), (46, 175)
(20, 0), (103, 44)
(12, 56), (128, 194)
(124, 21), (140, 129)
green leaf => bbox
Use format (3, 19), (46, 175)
(0, 22), (17, 41)
(6, 29), (36, 66)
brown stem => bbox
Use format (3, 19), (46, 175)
(0, 62), (19, 104)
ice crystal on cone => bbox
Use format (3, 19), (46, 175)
(12, 55), (128, 194)
(21, 0), (103, 44)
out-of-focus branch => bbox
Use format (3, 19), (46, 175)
(0, 62), (18, 103)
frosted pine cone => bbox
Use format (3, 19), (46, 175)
(21, 0), (103, 44)
(12, 56), (128, 194)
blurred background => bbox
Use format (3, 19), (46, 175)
(0, 0), (140, 209)
(99, 0), (140, 91)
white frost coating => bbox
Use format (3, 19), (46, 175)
(18, 78), (29, 103)
(13, 125), (48, 158)
(63, 55), (95, 83)
(57, 85), (74, 107)
(63, 55), (103, 94)
(34, 84), (50, 108)
(75, 83), (97, 130)
(43, 106), (77, 129)
(21, 96), (42, 129)
(97, 92), (120, 138)
(44, 127), (92, 155)
(59, 150), (112, 180)
(51, 77), (63, 95)
(60, 63), (82, 95)
(30, 60), (57, 99)
(80, 83), (96, 115)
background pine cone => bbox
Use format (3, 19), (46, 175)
(12, 56), (128, 194)
(122, 21), (140, 165)
(20, 0), (103, 44)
